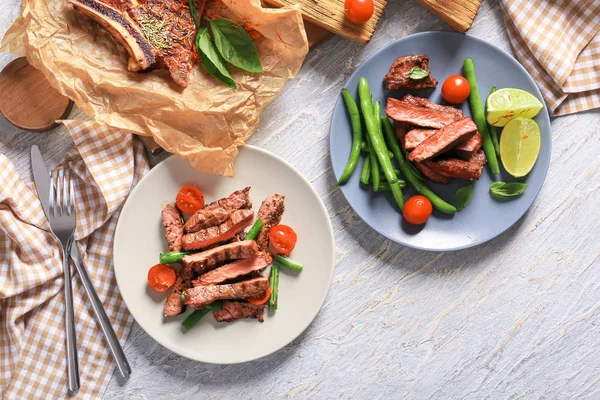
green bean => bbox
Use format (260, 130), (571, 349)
(274, 255), (303, 272)
(245, 218), (264, 241)
(375, 180), (407, 191)
(381, 117), (456, 214)
(463, 59), (500, 175)
(365, 134), (380, 190)
(181, 301), (223, 331)
(181, 290), (186, 303)
(338, 89), (363, 185)
(361, 141), (393, 158)
(486, 85), (500, 157)
(358, 78), (404, 209)
(160, 251), (192, 264)
(269, 264), (280, 312)
(360, 157), (371, 185)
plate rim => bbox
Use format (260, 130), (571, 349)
(113, 144), (335, 364)
(329, 30), (552, 252)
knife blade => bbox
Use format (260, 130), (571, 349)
(30, 145), (51, 217)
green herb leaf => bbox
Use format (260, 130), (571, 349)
(455, 184), (473, 212)
(489, 182), (528, 198)
(196, 27), (237, 89)
(208, 18), (263, 73)
(408, 66), (429, 80)
(188, 0), (200, 29)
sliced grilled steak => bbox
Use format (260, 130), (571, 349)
(454, 132), (483, 160)
(255, 193), (285, 252)
(182, 209), (254, 251)
(193, 253), (272, 286)
(408, 118), (478, 162)
(383, 55), (438, 90)
(386, 98), (458, 129)
(404, 128), (436, 151)
(184, 277), (270, 309)
(184, 207), (230, 233)
(163, 264), (194, 317)
(395, 122), (409, 149)
(205, 187), (252, 212)
(70, 0), (201, 87)
(182, 240), (259, 274)
(161, 203), (184, 251)
(414, 162), (450, 184)
(422, 150), (486, 181)
(400, 95), (463, 120)
(213, 301), (266, 323)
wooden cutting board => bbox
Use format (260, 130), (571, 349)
(417, 0), (483, 33)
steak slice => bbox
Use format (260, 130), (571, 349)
(184, 277), (270, 309)
(164, 240), (259, 317)
(182, 209), (254, 251)
(383, 55), (438, 90)
(182, 240), (259, 274)
(454, 132), (483, 160)
(386, 98), (458, 129)
(255, 194), (285, 252)
(183, 207), (230, 233)
(213, 301), (266, 323)
(408, 118), (478, 162)
(193, 253), (272, 286)
(404, 128), (436, 151)
(414, 162), (450, 184)
(400, 95), (463, 120)
(204, 187), (252, 213)
(422, 150), (487, 181)
(161, 203), (184, 251)
(70, 0), (201, 87)
(394, 122), (409, 149)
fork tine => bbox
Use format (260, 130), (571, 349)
(57, 169), (64, 216)
(68, 170), (75, 216)
(49, 170), (55, 217)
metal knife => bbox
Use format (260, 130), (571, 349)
(30, 145), (132, 379)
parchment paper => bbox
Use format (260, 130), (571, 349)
(1, 0), (308, 176)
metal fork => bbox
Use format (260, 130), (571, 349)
(48, 168), (80, 393)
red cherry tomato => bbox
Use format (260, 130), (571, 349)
(247, 288), (272, 305)
(148, 264), (177, 292)
(176, 185), (204, 214)
(269, 225), (298, 254)
(403, 195), (433, 225)
(344, 0), (374, 24)
(441, 75), (471, 104)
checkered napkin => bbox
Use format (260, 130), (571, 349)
(501, 0), (600, 116)
(0, 121), (149, 399)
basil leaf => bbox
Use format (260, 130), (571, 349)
(455, 184), (473, 212)
(489, 182), (528, 198)
(188, 0), (200, 29)
(408, 66), (429, 80)
(196, 28), (237, 89)
(208, 18), (263, 73)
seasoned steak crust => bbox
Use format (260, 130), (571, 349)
(184, 277), (270, 309)
(386, 98), (458, 129)
(383, 55), (438, 90)
(182, 209), (254, 251)
(400, 95), (463, 120)
(161, 203), (184, 252)
(423, 150), (487, 181)
(255, 193), (285, 252)
(213, 301), (266, 323)
(183, 207), (230, 233)
(414, 162), (451, 184)
(193, 252), (272, 286)
(408, 117), (478, 163)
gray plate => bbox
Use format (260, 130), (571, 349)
(330, 31), (551, 251)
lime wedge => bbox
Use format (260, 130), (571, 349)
(486, 88), (543, 127)
(499, 117), (541, 178)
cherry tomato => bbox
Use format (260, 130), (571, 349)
(247, 288), (272, 305)
(441, 75), (471, 104)
(344, 0), (374, 24)
(269, 225), (297, 254)
(148, 264), (177, 292)
(176, 185), (204, 214)
(403, 195), (433, 225)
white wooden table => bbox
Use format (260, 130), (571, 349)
(2, 1), (600, 398)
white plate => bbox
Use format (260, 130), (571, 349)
(114, 145), (335, 364)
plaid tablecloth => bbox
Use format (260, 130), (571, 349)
(502, 0), (600, 115)
(0, 121), (149, 398)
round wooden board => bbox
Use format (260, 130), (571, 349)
(0, 57), (73, 132)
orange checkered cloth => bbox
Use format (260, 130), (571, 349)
(501, 0), (600, 116)
(0, 121), (149, 398)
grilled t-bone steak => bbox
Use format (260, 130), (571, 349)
(182, 209), (254, 250)
(213, 301), (266, 323)
(163, 240), (258, 317)
(184, 277), (270, 309)
(386, 98), (458, 129)
(161, 203), (184, 251)
(184, 187), (252, 233)
(193, 253), (272, 286)
(69, 0), (204, 87)
(383, 55), (438, 90)
(408, 118), (478, 163)
(255, 193), (285, 252)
